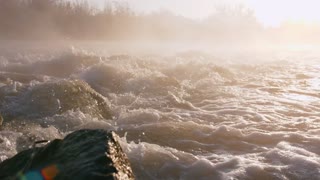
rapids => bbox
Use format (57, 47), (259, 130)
(0, 45), (319, 179)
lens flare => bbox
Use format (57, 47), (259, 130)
(19, 165), (59, 180)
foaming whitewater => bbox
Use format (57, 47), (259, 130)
(0, 45), (320, 179)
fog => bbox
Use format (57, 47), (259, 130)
(1, 1), (320, 179)
(0, 0), (319, 50)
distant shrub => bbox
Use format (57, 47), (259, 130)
(0, 0), (262, 42)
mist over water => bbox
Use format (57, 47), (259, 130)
(0, 43), (319, 179)
(1, 1), (320, 179)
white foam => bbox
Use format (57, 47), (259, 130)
(1, 48), (320, 179)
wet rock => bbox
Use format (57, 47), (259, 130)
(0, 129), (134, 180)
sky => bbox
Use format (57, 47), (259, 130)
(89, 0), (320, 27)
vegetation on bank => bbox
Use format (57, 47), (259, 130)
(0, 0), (260, 42)
(0, 0), (319, 44)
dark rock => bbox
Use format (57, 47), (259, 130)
(0, 129), (134, 180)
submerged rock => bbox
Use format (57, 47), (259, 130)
(2, 53), (100, 78)
(81, 64), (132, 93)
(2, 79), (112, 120)
(0, 129), (134, 180)
(0, 114), (2, 127)
(0, 72), (46, 84)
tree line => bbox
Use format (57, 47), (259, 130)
(0, 0), (268, 43)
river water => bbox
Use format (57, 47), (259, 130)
(0, 44), (319, 179)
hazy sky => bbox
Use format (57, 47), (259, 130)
(90, 0), (320, 27)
